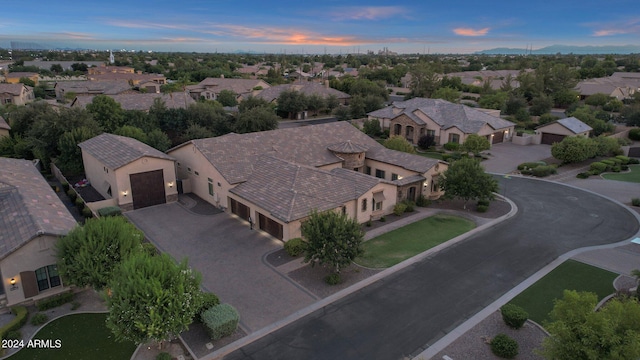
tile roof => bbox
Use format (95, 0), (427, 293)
(0, 83), (29, 96)
(0, 158), (77, 259)
(0, 116), (10, 130)
(177, 122), (441, 185)
(327, 140), (369, 154)
(193, 78), (271, 94)
(256, 83), (351, 102)
(230, 156), (380, 222)
(368, 97), (515, 133)
(6, 72), (38, 78)
(79, 133), (175, 170)
(55, 80), (132, 95)
(538, 117), (592, 134)
(71, 92), (195, 111)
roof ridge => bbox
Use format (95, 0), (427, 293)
(286, 165), (302, 221)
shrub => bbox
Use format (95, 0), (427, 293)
(630, 158), (640, 164)
(490, 333), (519, 359)
(98, 206), (122, 217)
(74, 196), (84, 209)
(194, 292), (221, 323)
(612, 166), (621, 172)
(393, 202), (407, 216)
(476, 204), (488, 213)
(600, 159), (616, 166)
(0, 306), (28, 340)
(608, 157), (623, 165)
(616, 155), (631, 165)
(416, 195), (431, 207)
(379, 216), (386, 222)
(500, 303), (528, 329)
(156, 353), (172, 360)
(67, 189), (77, 201)
(62, 182), (70, 192)
(517, 161), (544, 170)
(201, 304), (239, 340)
(589, 162), (608, 174)
(477, 198), (490, 207)
(622, 165), (629, 171)
(576, 172), (591, 179)
(36, 291), (74, 311)
(531, 165), (557, 177)
(366, 220), (372, 227)
(324, 273), (341, 285)
(403, 201), (415, 212)
(5, 330), (21, 341)
(443, 142), (460, 151)
(284, 237), (306, 257)
(30, 313), (49, 326)
(82, 206), (93, 218)
(417, 134), (435, 150)
(629, 128), (640, 141)
(632, 198), (640, 207)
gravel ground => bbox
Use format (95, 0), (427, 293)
(432, 311), (548, 360)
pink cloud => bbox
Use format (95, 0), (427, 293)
(453, 27), (490, 36)
(589, 17), (640, 36)
(332, 6), (408, 20)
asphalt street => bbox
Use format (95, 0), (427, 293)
(221, 176), (639, 360)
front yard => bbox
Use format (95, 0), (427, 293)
(602, 164), (640, 183)
(355, 214), (475, 268)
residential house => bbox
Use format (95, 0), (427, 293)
(186, 77), (271, 102)
(23, 60), (104, 71)
(87, 65), (135, 75)
(4, 72), (39, 85)
(86, 73), (167, 89)
(535, 117), (592, 145)
(0, 83), (35, 106)
(168, 122), (446, 241)
(79, 133), (178, 211)
(54, 80), (133, 102)
(0, 116), (10, 138)
(256, 82), (351, 118)
(368, 98), (516, 145)
(0, 158), (78, 307)
(575, 72), (640, 100)
(70, 92), (195, 111)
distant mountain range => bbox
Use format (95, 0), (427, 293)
(476, 44), (640, 55)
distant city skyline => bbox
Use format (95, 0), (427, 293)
(2, 0), (639, 54)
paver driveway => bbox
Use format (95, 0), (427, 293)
(482, 142), (551, 173)
(125, 202), (317, 333)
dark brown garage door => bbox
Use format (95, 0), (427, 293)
(541, 133), (566, 145)
(629, 147), (640, 158)
(492, 131), (504, 144)
(258, 212), (283, 240)
(229, 198), (250, 221)
(129, 169), (166, 209)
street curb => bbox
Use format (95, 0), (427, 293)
(202, 195), (518, 360)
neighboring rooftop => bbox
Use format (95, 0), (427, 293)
(55, 80), (132, 95)
(0, 158), (77, 259)
(188, 78), (271, 94)
(0, 116), (10, 130)
(0, 83), (31, 95)
(71, 92), (195, 111)
(256, 83), (350, 102)
(79, 133), (175, 170)
(539, 116), (593, 134)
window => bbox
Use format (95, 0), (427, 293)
(375, 169), (386, 179)
(394, 124), (401, 136)
(373, 191), (385, 211)
(375, 201), (382, 211)
(208, 178), (214, 196)
(342, 206), (346, 214)
(427, 129), (436, 137)
(35, 265), (61, 292)
(187, 167), (192, 174)
(391, 173), (399, 181)
(365, 166), (371, 175)
(361, 198), (367, 211)
(449, 133), (460, 144)
(194, 171), (200, 176)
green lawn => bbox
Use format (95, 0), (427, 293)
(508, 260), (617, 325)
(9, 313), (136, 360)
(602, 164), (640, 183)
(416, 151), (444, 160)
(355, 214), (475, 268)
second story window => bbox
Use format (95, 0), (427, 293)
(375, 169), (385, 179)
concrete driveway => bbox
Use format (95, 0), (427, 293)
(125, 202), (317, 333)
(482, 142), (552, 174)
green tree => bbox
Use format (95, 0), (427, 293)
(19, 77), (35, 87)
(478, 92), (508, 110)
(238, 96), (271, 113)
(114, 125), (148, 143)
(383, 136), (416, 154)
(181, 124), (214, 141)
(302, 209), (364, 279)
(86, 95), (125, 132)
(106, 252), (204, 345)
(216, 89), (238, 107)
(541, 290), (640, 360)
(56, 216), (145, 291)
(529, 94), (553, 116)
(349, 95), (366, 119)
(50, 63), (63, 73)
(593, 135), (621, 157)
(325, 94), (340, 112)
(440, 157), (498, 208)
(277, 89), (307, 119)
(145, 129), (172, 151)
(431, 87), (461, 103)
(551, 136), (597, 164)
(362, 119), (382, 137)
(585, 93), (612, 107)
(56, 126), (99, 175)
(235, 106), (279, 133)
(407, 62), (441, 99)
(462, 134), (491, 155)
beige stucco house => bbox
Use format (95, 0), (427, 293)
(70, 92), (195, 111)
(186, 77), (271, 101)
(168, 122), (446, 241)
(368, 98), (516, 146)
(0, 83), (35, 106)
(535, 117), (593, 145)
(79, 133), (178, 211)
(0, 158), (78, 307)
(0, 116), (9, 138)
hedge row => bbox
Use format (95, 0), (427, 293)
(0, 306), (28, 340)
(98, 206), (122, 217)
(36, 291), (74, 311)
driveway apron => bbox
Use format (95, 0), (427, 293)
(125, 202), (317, 333)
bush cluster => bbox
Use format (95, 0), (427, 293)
(97, 206), (122, 217)
(30, 312), (49, 326)
(476, 198), (490, 213)
(67, 189), (77, 202)
(61, 182), (70, 192)
(201, 303), (239, 340)
(0, 306), (28, 340)
(393, 202), (407, 216)
(156, 353), (172, 360)
(82, 206), (93, 218)
(36, 291), (74, 311)
(195, 292), (221, 323)
(629, 128), (640, 141)
(500, 303), (528, 329)
(416, 195), (431, 207)
(632, 198), (640, 207)
(74, 196), (85, 210)
(324, 273), (341, 285)
(490, 333), (519, 359)
(517, 161), (546, 171)
(530, 165), (557, 177)
(443, 142), (461, 151)
(284, 237), (306, 257)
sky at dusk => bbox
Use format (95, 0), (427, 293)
(2, 0), (639, 54)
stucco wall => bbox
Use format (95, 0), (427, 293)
(537, 122), (580, 136)
(1, 235), (70, 306)
(82, 151), (117, 200)
(117, 157), (177, 208)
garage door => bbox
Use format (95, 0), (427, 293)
(258, 212), (283, 240)
(541, 133), (566, 145)
(130, 169), (166, 209)
(629, 147), (640, 157)
(491, 131), (504, 144)
(229, 198), (250, 221)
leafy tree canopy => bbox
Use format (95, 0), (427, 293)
(383, 135), (416, 154)
(440, 157), (498, 207)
